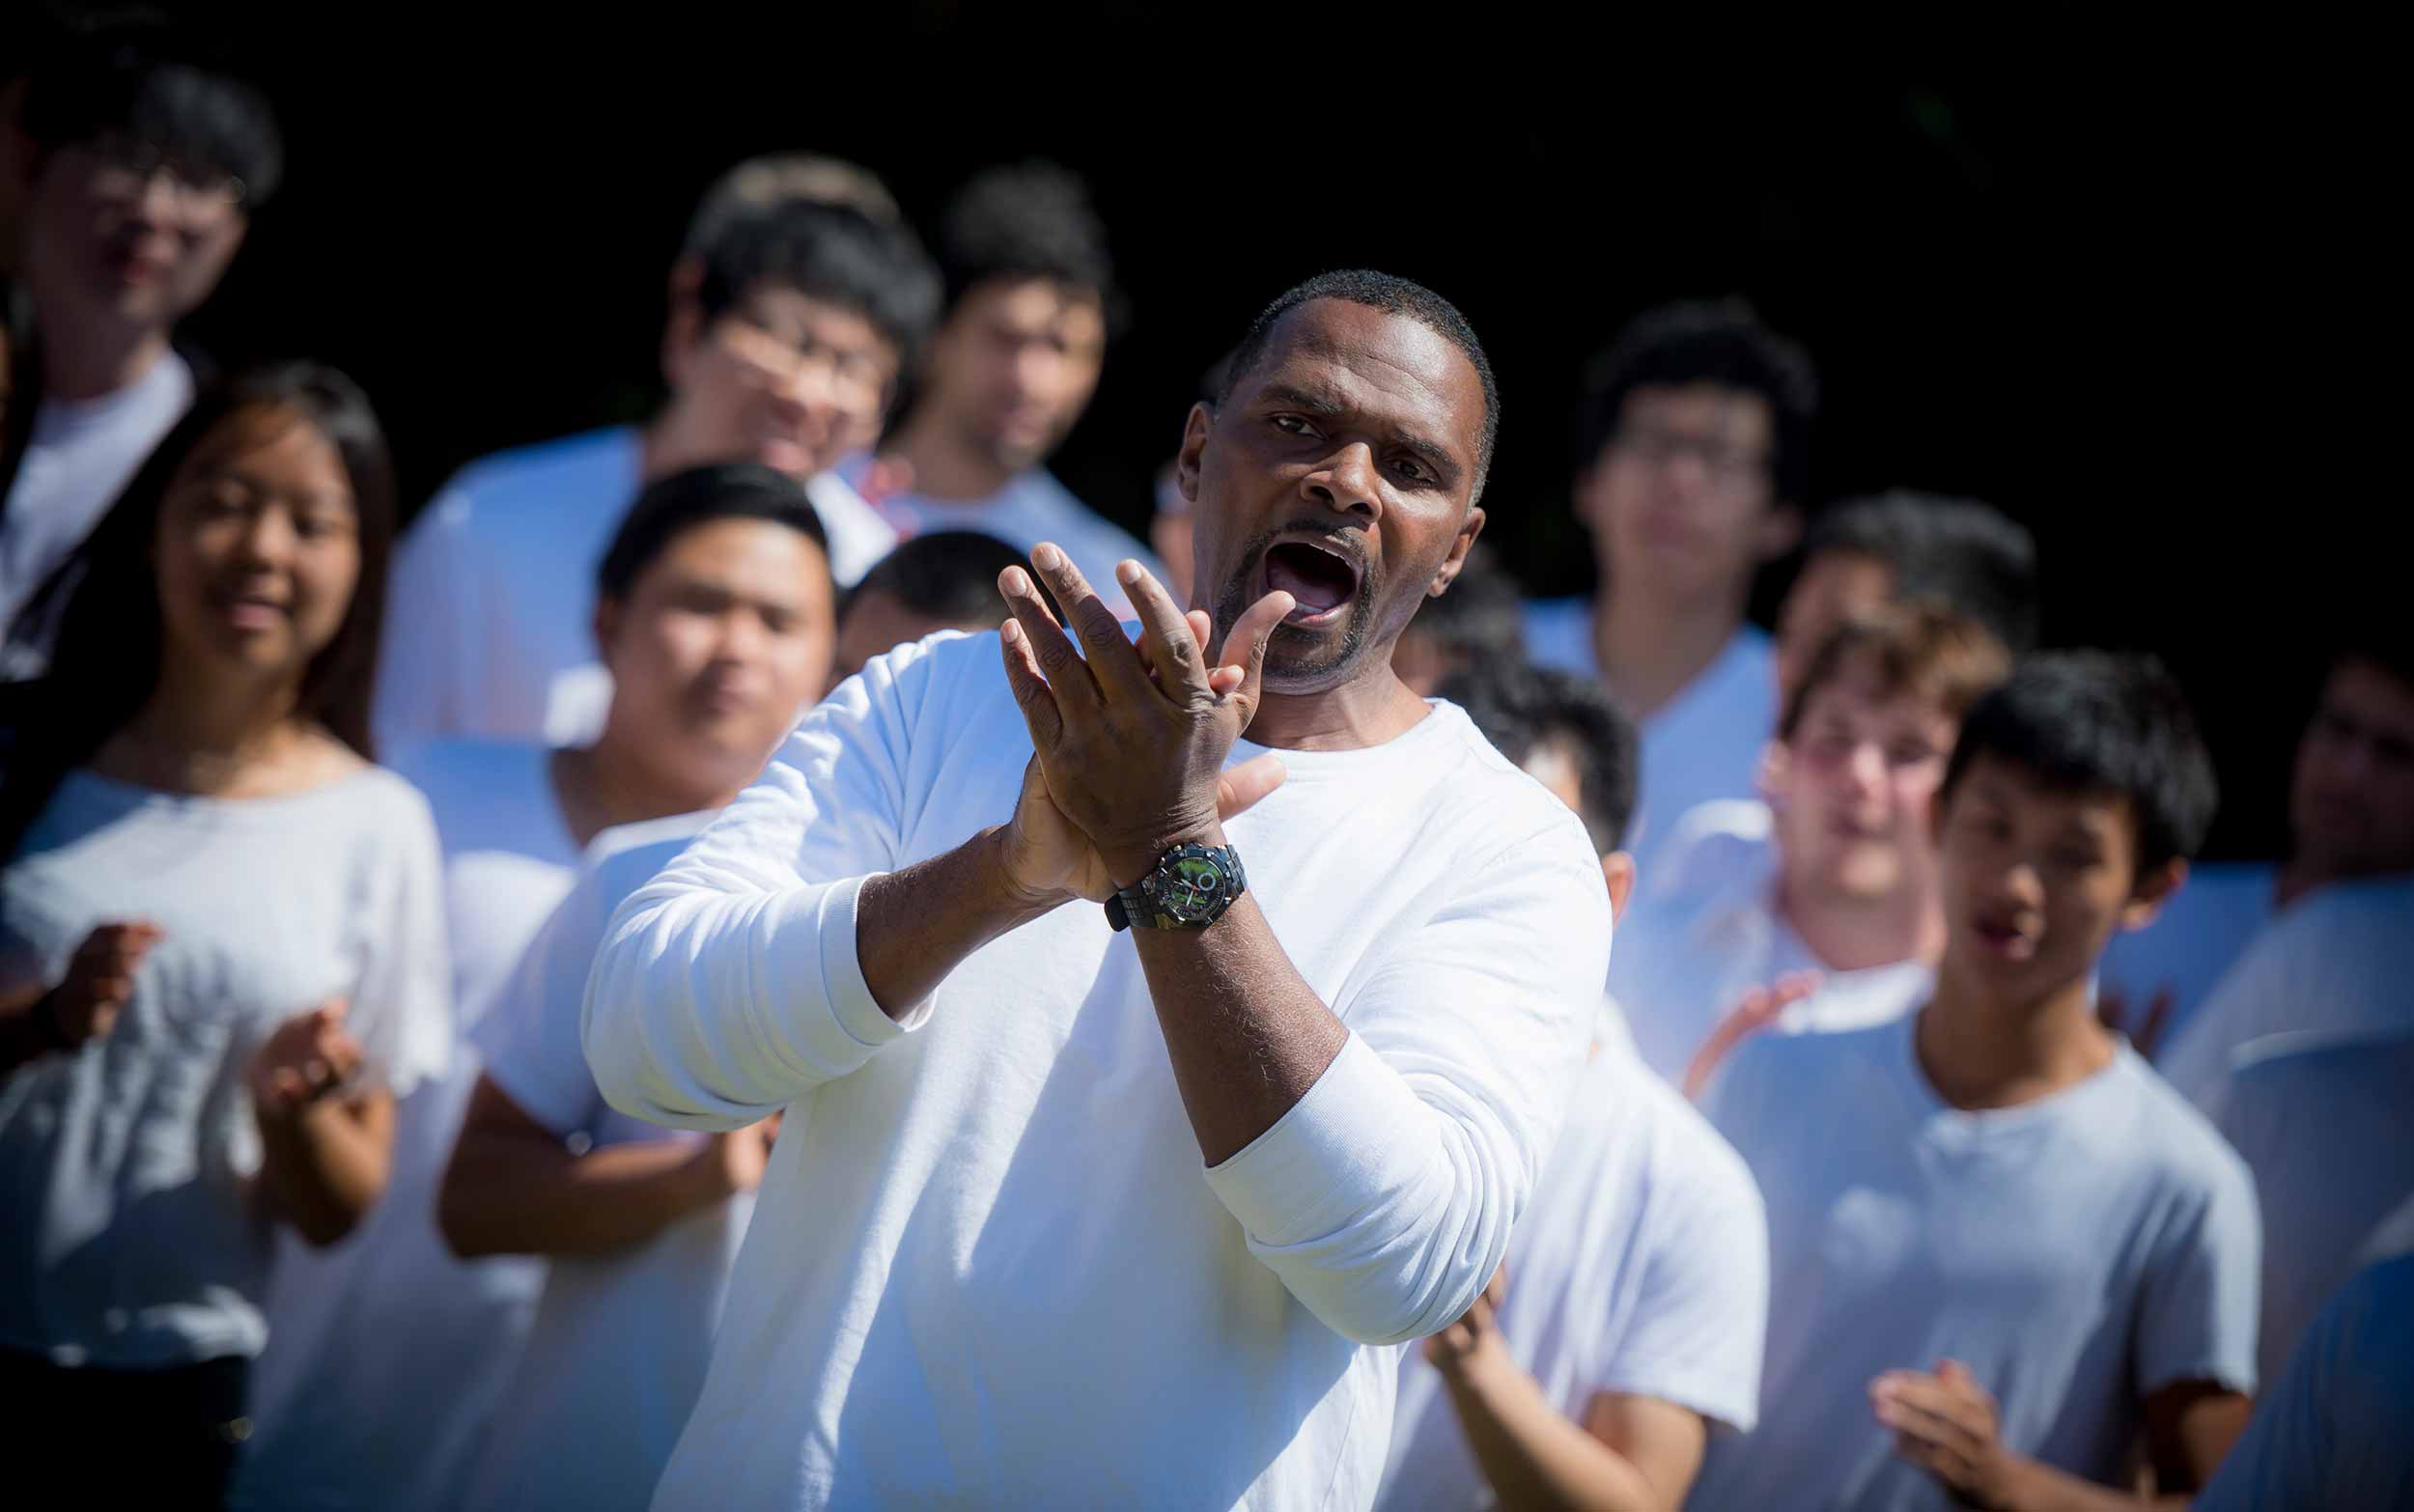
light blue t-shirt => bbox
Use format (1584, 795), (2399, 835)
(1692, 1011), (2260, 1511)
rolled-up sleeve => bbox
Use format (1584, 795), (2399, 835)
(582, 637), (954, 1132)
(1203, 826), (1609, 1344)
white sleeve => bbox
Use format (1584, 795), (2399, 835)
(2136, 1144), (2263, 1397)
(1199, 826), (1606, 1346)
(350, 782), (455, 1098)
(372, 486), (472, 760)
(580, 641), (950, 1133)
(1597, 1134), (1770, 1432)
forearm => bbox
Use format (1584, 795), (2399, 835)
(856, 827), (1060, 1019)
(1996, 1457), (2183, 1511)
(256, 1096), (391, 1246)
(1441, 1353), (1671, 1512)
(440, 1130), (725, 1258)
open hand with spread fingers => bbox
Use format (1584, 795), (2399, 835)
(249, 998), (365, 1116)
(1872, 1358), (2025, 1509)
(994, 543), (1294, 896)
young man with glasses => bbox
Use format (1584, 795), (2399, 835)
(372, 183), (939, 756)
(0, 25), (279, 657)
(1523, 299), (1817, 876)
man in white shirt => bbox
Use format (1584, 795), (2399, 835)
(1522, 299), (1815, 875)
(584, 270), (1610, 1509)
(1381, 660), (1767, 1512)
(0, 27), (277, 650)
(372, 172), (936, 754)
(2103, 637), (2414, 1057)
(1610, 605), (2009, 1083)
(1695, 653), (2260, 1510)
(2213, 1026), (2414, 1387)
(863, 161), (1165, 611)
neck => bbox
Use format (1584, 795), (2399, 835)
(1244, 663), (1432, 752)
(640, 401), (727, 483)
(40, 322), (172, 406)
(113, 658), (306, 789)
(885, 407), (1016, 502)
(1914, 959), (2115, 1110)
(557, 735), (739, 845)
(1779, 870), (1946, 972)
(1592, 580), (1745, 718)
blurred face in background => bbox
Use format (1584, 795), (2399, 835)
(1776, 548), (1895, 704)
(920, 276), (1106, 473)
(153, 403), (360, 691)
(1576, 383), (1798, 610)
(597, 517), (836, 801)
(23, 134), (249, 343)
(2288, 658), (2414, 883)
(663, 283), (902, 479)
(1771, 660), (1958, 906)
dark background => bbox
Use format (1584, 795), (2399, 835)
(120, 14), (2392, 859)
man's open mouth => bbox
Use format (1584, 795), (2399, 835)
(1262, 540), (1361, 627)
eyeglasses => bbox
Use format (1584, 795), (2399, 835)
(79, 135), (247, 216)
(1610, 423), (1770, 485)
(719, 308), (893, 407)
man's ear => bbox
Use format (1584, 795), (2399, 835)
(592, 596), (622, 662)
(1755, 500), (1805, 564)
(2119, 858), (2189, 933)
(660, 297), (703, 392)
(1602, 851), (1637, 924)
(1758, 738), (1792, 808)
(1174, 402), (1214, 506)
(1426, 507), (1487, 598)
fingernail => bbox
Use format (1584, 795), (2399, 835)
(1033, 544), (1062, 570)
(1001, 619), (1022, 647)
(1117, 559), (1141, 585)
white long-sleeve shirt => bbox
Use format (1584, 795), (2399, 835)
(582, 630), (1610, 1510)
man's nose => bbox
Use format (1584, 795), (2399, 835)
(1303, 441), (1381, 519)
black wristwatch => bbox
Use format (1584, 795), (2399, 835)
(1106, 842), (1248, 931)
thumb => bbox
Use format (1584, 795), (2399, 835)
(1219, 590), (1295, 728)
(1215, 753), (1288, 820)
(316, 996), (351, 1026)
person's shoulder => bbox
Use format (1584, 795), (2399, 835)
(2104, 1048), (2259, 1193)
(433, 427), (637, 520)
(585, 812), (714, 881)
(1648, 798), (1776, 905)
(1423, 701), (1603, 857)
(1603, 1050), (1764, 1214)
(2226, 1025), (2414, 1105)
(383, 736), (546, 797)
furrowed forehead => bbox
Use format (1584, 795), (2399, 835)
(1237, 300), (1483, 467)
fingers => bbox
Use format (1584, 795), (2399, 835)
(1215, 754), (1288, 821)
(997, 617), (1065, 749)
(998, 563), (1098, 713)
(1217, 590), (1295, 727)
(1026, 545), (1149, 699)
(1117, 559), (1212, 702)
(1771, 969), (1823, 1008)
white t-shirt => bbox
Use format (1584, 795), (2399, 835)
(1522, 601), (1776, 879)
(1375, 1045), (1766, 1512)
(856, 461), (1164, 615)
(235, 741), (580, 1511)
(373, 428), (888, 756)
(463, 812), (749, 1512)
(0, 350), (195, 654)
(2094, 860), (2278, 1059)
(2157, 875), (2414, 1111)
(581, 633), (1611, 1511)
(2213, 1027), (2414, 1387)
(1606, 798), (1932, 1083)
(1692, 1011), (2260, 1511)
(0, 766), (450, 1368)
(2196, 1253), (2414, 1512)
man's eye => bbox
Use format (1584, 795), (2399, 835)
(1393, 458), (1431, 484)
(1270, 414), (1318, 437)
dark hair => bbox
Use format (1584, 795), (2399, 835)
(682, 153), (901, 256)
(1780, 603), (2011, 741)
(2327, 613), (2414, 695)
(935, 160), (1120, 327)
(1404, 543), (1523, 667)
(694, 200), (942, 373)
(1806, 490), (2040, 658)
(843, 530), (1025, 630)
(19, 19), (283, 210)
(1220, 268), (1501, 501)
(1573, 298), (1817, 505)
(596, 462), (830, 604)
(1440, 659), (1640, 855)
(0, 363), (394, 861)
(1940, 651), (2218, 881)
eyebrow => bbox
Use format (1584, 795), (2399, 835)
(1253, 382), (1466, 485)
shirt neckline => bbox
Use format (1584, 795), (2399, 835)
(1889, 1006), (2136, 1133)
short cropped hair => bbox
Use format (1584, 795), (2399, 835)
(693, 200), (942, 370)
(1220, 268), (1500, 500)
(1808, 490), (2041, 658)
(936, 160), (1118, 324)
(597, 463), (829, 602)
(1407, 543), (1524, 668)
(1941, 651), (2219, 880)
(1574, 298), (1817, 504)
(20, 21), (283, 210)
(683, 153), (901, 256)
(844, 531), (1027, 629)
(1440, 660), (1640, 855)
(1780, 603), (2012, 741)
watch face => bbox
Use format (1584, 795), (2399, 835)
(1154, 850), (1232, 923)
